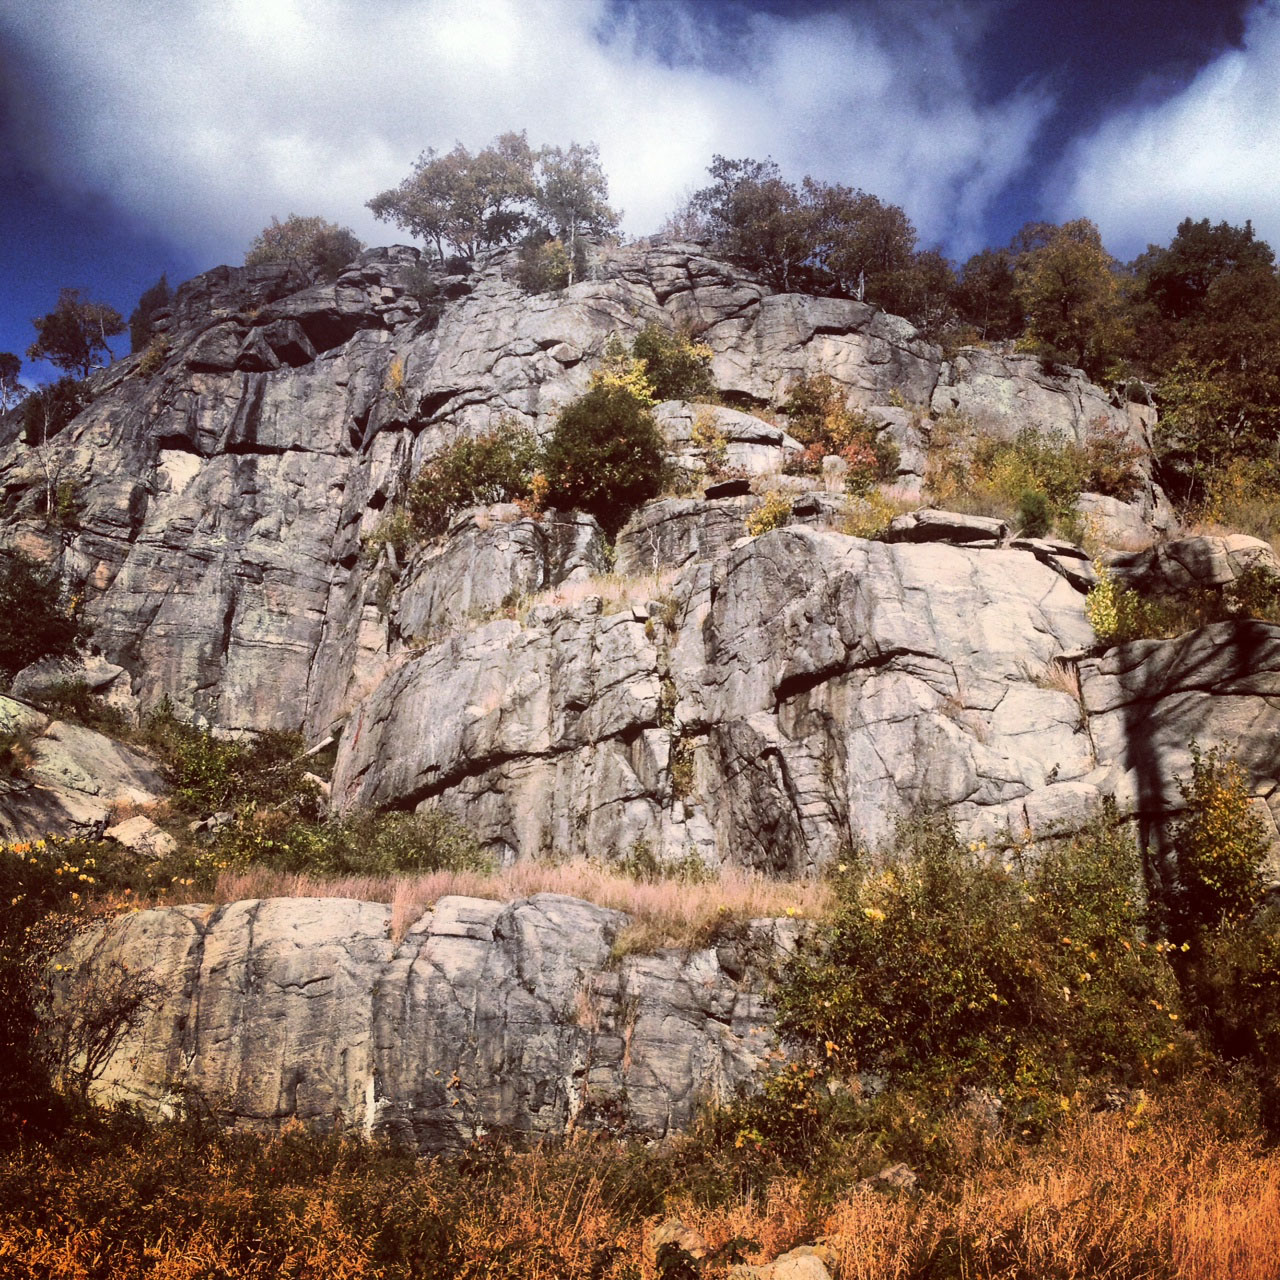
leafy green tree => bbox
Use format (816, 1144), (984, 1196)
(1012, 219), (1127, 376)
(530, 142), (619, 284)
(807, 179), (917, 302)
(21, 377), (88, 448)
(0, 353), (21, 412)
(953, 247), (1022, 340)
(879, 246), (957, 337)
(542, 383), (667, 536)
(244, 214), (364, 283)
(128, 275), (172, 353)
(684, 157), (949, 330)
(687, 156), (816, 291)
(368, 132), (538, 263)
(1134, 217), (1274, 330)
(1128, 219), (1280, 499)
(27, 289), (125, 379)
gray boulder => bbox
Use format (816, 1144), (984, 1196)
(1108, 534), (1280, 595)
(0, 695), (165, 840)
(58, 893), (777, 1150)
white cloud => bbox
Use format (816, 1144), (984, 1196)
(2, 0), (1050, 267)
(1059, 0), (1280, 257)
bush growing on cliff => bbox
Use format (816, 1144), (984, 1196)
(630, 322), (715, 401)
(404, 420), (541, 537)
(140, 705), (319, 817)
(1086, 561), (1280, 645)
(780, 374), (898, 490)
(216, 806), (491, 879)
(542, 383), (667, 536)
(0, 554), (89, 683)
(1171, 745), (1268, 936)
(926, 413), (1141, 535)
(244, 214), (364, 283)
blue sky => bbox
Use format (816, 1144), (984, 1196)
(1, 0), (1273, 383)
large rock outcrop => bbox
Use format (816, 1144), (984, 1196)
(0, 239), (1151, 741)
(333, 524), (1099, 871)
(61, 893), (780, 1150)
(12, 237), (1280, 1152)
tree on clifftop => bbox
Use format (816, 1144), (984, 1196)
(367, 132), (538, 263)
(27, 289), (125, 379)
(1012, 219), (1127, 377)
(0, 353), (21, 411)
(128, 275), (172, 353)
(531, 142), (619, 285)
(679, 156), (953, 332)
(244, 214), (364, 283)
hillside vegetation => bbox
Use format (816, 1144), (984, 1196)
(3, 137), (1280, 1278)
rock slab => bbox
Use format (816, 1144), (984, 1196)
(63, 893), (776, 1151)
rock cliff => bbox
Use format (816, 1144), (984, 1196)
(7, 238), (1280, 1146)
(57, 892), (788, 1148)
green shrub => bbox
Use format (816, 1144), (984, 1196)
(135, 335), (170, 379)
(406, 421), (540, 537)
(361, 507), (414, 565)
(614, 837), (710, 885)
(744, 492), (791, 536)
(32, 678), (131, 737)
(1186, 908), (1280, 1076)
(630, 323), (714, 401)
(1016, 488), (1052, 537)
(140, 705), (318, 817)
(514, 235), (572, 293)
(218, 807), (491, 878)
(1086, 560), (1280, 646)
(926, 416), (1139, 536)
(1170, 745), (1268, 936)
(541, 384), (667, 536)
(0, 832), (143, 1137)
(0, 554), (89, 683)
(1226, 563), (1280, 618)
(776, 811), (1187, 1121)
(0, 725), (35, 778)
(1082, 416), (1144, 499)
(403, 262), (448, 326)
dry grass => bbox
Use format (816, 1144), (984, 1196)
(1031, 656), (1082, 703)
(4, 1077), (1280, 1278)
(667, 1085), (1280, 1280)
(514, 569), (680, 619)
(209, 859), (831, 950)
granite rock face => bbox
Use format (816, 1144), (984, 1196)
(1108, 534), (1280, 595)
(14, 238), (1280, 1152)
(333, 524), (1101, 871)
(1080, 619), (1280, 870)
(60, 893), (778, 1151)
(0, 695), (165, 840)
(931, 347), (1135, 443)
(0, 239), (1148, 739)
